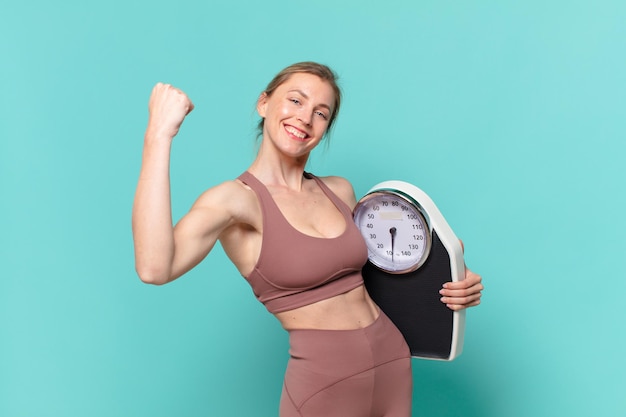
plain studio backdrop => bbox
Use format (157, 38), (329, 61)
(1, 1), (624, 416)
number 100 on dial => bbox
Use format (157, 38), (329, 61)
(354, 190), (432, 274)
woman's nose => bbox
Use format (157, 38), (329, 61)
(298, 109), (312, 126)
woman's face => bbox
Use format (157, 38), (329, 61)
(257, 72), (335, 159)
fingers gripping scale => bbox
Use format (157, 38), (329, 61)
(354, 181), (465, 360)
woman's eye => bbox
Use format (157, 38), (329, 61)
(315, 111), (328, 120)
(290, 98), (301, 105)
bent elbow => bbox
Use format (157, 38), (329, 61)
(135, 264), (171, 285)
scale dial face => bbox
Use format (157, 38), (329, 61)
(354, 190), (432, 274)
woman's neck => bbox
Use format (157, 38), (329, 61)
(248, 147), (310, 191)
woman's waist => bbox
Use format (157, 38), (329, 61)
(275, 286), (380, 331)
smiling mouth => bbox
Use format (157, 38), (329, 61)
(285, 125), (309, 140)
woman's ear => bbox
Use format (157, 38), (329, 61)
(256, 92), (268, 118)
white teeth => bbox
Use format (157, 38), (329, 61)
(285, 126), (306, 139)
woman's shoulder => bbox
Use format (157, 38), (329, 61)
(315, 174), (358, 210)
(195, 178), (251, 200)
(192, 179), (260, 218)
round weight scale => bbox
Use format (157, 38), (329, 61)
(354, 181), (465, 360)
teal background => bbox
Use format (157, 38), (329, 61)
(1, 1), (625, 416)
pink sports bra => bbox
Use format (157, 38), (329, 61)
(238, 171), (368, 314)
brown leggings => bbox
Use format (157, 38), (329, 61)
(280, 311), (413, 417)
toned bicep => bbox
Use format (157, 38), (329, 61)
(168, 205), (230, 279)
(167, 181), (244, 280)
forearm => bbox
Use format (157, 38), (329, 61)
(132, 135), (176, 284)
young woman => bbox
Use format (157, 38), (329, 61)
(132, 62), (483, 417)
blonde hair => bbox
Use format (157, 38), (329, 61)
(257, 62), (342, 140)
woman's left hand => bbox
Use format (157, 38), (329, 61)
(439, 267), (483, 311)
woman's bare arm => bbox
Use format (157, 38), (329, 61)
(132, 83), (194, 283)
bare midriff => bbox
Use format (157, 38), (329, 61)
(275, 285), (380, 331)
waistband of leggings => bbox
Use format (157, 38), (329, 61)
(286, 307), (387, 337)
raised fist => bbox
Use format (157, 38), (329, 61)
(146, 83), (195, 140)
